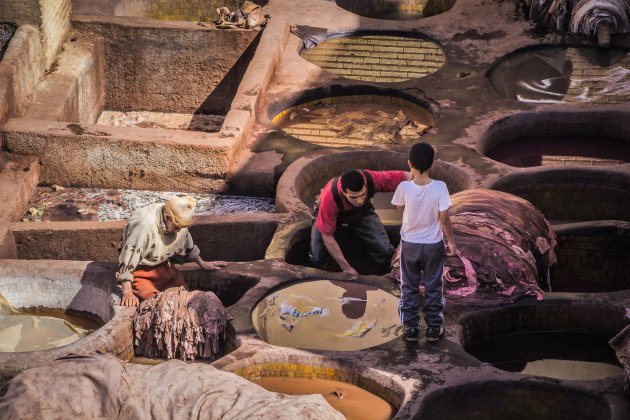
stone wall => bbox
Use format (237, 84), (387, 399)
(74, 22), (260, 114)
(301, 35), (444, 83)
(0, 0), (71, 70)
(114, 0), (242, 22)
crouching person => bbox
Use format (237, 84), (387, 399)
(116, 195), (227, 307)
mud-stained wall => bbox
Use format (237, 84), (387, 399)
(301, 35), (444, 82)
(0, 0), (71, 69)
(565, 48), (630, 104)
(9, 216), (278, 262)
(336, 0), (455, 16)
(114, 0), (242, 22)
(73, 22), (260, 114)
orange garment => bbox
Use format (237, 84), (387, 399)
(132, 264), (188, 301)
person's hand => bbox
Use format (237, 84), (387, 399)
(121, 290), (139, 307)
(343, 266), (359, 277)
(446, 244), (458, 257)
(199, 260), (228, 271)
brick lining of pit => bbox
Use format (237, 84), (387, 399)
(551, 221), (630, 293)
(489, 168), (630, 223)
(300, 32), (445, 83)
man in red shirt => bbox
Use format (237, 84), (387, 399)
(310, 169), (409, 276)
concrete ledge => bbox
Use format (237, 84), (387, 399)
(1, 119), (234, 191)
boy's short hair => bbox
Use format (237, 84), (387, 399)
(340, 170), (365, 192)
(409, 142), (435, 173)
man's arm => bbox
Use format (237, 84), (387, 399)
(438, 209), (458, 256)
(195, 255), (228, 271)
(322, 233), (359, 277)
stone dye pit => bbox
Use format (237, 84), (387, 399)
(273, 95), (434, 147)
(459, 303), (627, 381)
(300, 34), (445, 83)
(251, 376), (393, 420)
(251, 280), (403, 351)
(491, 46), (630, 104)
(335, 0), (455, 20)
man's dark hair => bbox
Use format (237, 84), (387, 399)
(340, 170), (365, 192)
(409, 142), (434, 173)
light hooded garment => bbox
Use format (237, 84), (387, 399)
(116, 203), (200, 283)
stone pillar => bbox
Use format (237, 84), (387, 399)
(0, 0), (71, 69)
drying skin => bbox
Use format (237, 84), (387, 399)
(570, 0), (630, 36)
(0, 354), (344, 419)
(133, 287), (231, 361)
(392, 189), (557, 305)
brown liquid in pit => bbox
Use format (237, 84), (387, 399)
(0, 305), (102, 353)
(252, 376), (393, 420)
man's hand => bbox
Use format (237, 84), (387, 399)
(446, 243), (458, 257)
(343, 266), (359, 277)
(121, 281), (139, 307)
(197, 259), (228, 271)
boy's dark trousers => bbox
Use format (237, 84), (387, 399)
(397, 239), (446, 329)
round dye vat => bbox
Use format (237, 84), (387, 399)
(466, 331), (623, 380)
(252, 376), (393, 420)
(251, 280), (402, 351)
(491, 46), (630, 104)
(301, 35), (444, 83)
(486, 136), (630, 167)
(419, 381), (611, 420)
(335, 0), (455, 20)
(0, 297), (101, 353)
(273, 96), (434, 147)
(460, 304), (626, 381)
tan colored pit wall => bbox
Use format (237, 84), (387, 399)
(0, 0), (71, 70)
(301, 35), (445, 82)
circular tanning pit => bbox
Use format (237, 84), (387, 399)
(251, 280), (403, 351)
(233, 361), (403, 419)
(300, 34), (445, 82)
(418, 381), (611, 420)
(551, 222), (630, 293)
(480, 112), (630, 168)
(491, 46), (630, 104)
(490, 168), (630, 223)
(459, 303), (626, 381)
(273, 95), (434, 148)
(276, 150), (470, 219)
(0, 261), (134, 381)
(335, 0), (455, 20)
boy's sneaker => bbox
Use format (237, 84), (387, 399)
(426, 325), (444, 342)
(404, 327), (420, 342)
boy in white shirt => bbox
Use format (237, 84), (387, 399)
(391, 142), (458, 342)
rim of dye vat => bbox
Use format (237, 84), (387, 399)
(335, 0), (456, 20)
(417, 380), (612, 420)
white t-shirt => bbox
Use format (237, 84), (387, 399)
(391, 179), (451, 244)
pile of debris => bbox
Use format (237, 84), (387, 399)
(215, 1), (268, 29)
